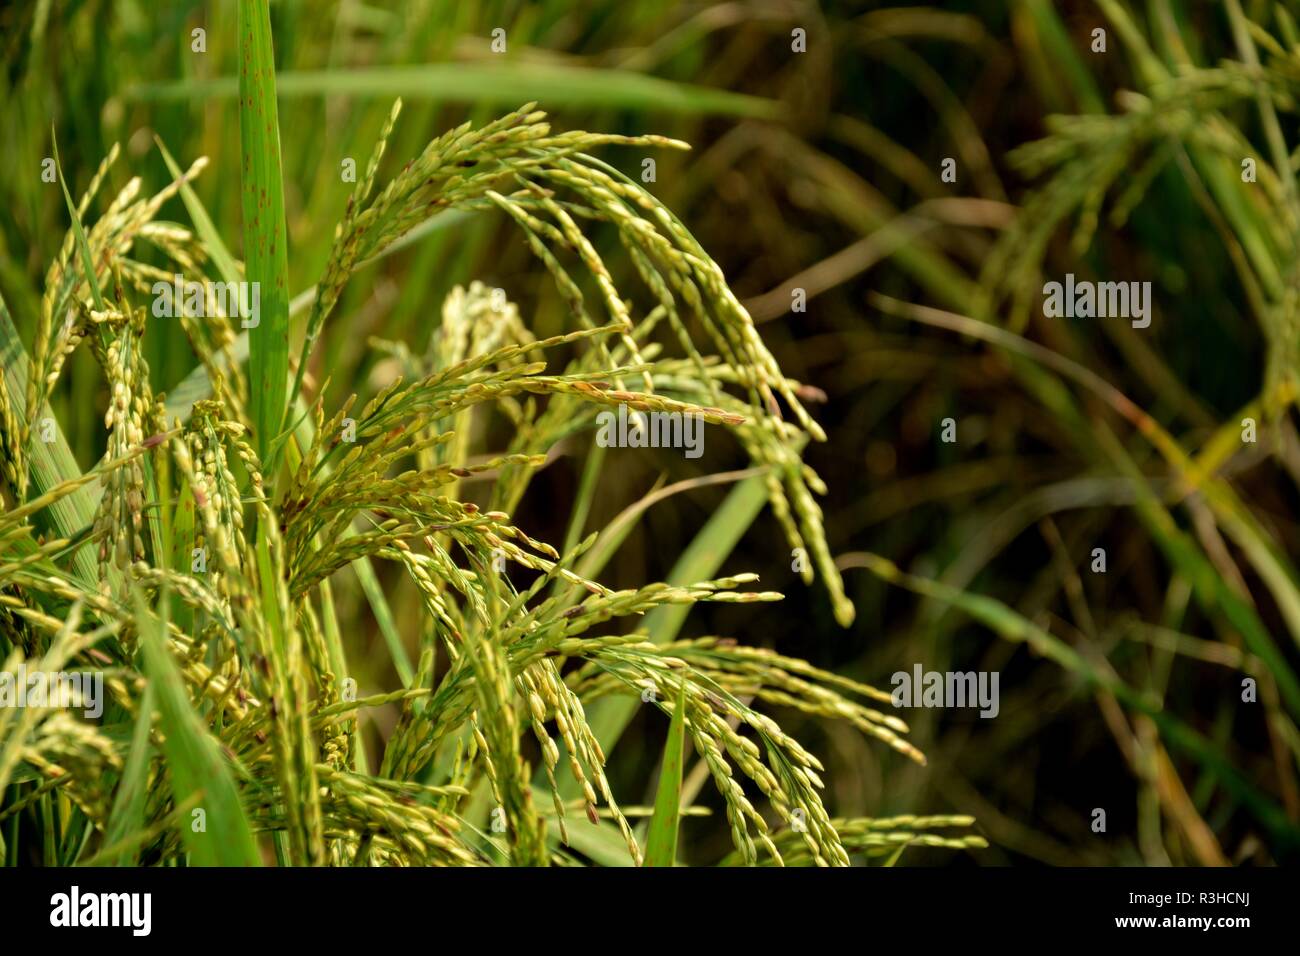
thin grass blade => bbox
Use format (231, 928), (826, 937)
(643, 682), (686, 867)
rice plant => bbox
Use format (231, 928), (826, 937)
(0, 2), (982, 867)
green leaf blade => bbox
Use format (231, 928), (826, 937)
(643, 682), (687, 867)
(238, 0), (291, 463)
(99, 683), (156, 866)
(135, 590), (262, 866)
(127, 63), (779, 119)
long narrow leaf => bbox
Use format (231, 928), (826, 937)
(0, 296), (99, 586)
(99, 683), (155, 866)
(643, 683), (686, 867)
(238, 0), (291, 462)
(135, 589), (262, 866)
(127, 63), (778, 118)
